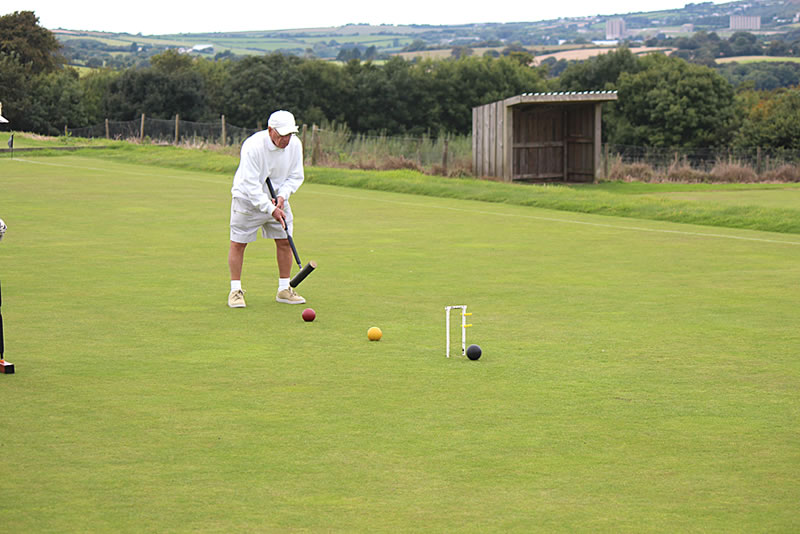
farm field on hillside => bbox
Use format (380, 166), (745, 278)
(716, 56), (800, 64)
(532, 46), (674, 65)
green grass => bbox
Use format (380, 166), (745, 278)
(581, 180), (800, 209)
(641, 188), (800, 209)
(304, 168), (800, 234)
(1, 132), (118, 149)
(1, 153), (799, 532)
(4, 135), (800, 234)
(3, 135), (799, 235)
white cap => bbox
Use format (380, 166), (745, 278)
(268, 110), (299, 136)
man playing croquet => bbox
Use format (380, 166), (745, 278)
(227, 110), (306, 308)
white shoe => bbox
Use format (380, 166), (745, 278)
(276, 287), (305, 304)
(228, 289), (246, 308)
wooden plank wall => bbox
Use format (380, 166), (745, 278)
(475, 99), (606, 182)
(565, 105), (595, 182)
(473, 102), (506, 179)
(512, 105), (564, 181)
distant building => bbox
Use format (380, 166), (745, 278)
(730, 15), (761, 30)
(473, 91), (619, 183)
(178, 44), (214, 55)
(606, 18), (626, 39)
(682, 23), (694, 33)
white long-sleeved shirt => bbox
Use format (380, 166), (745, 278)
(230, 130), (304, 215)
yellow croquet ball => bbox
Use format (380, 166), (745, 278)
(367, 326), (382, 341)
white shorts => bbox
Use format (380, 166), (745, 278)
(230, 197), (293, 243)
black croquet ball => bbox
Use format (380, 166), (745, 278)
(466, 344), (482, 360)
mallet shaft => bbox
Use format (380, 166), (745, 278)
(266, 178), (302, 269)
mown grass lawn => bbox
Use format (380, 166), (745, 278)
(1, 152), (798, 532)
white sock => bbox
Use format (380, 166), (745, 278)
(231, 280), (242, 292)
(278, 278), (290, 291)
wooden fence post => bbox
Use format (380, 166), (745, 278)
(302, 124), (307, 162)
(604, 143), (609, 179)
(442, 138), (449, 175)
(311, 124), (320, 166)
(174, 114), (180, 145)
(756, 146), (762, 175)
(220, 114), (227, 146)
(140, 113), (145, 142)
(64, 124), (68, 136)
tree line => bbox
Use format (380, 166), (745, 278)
(2, 11), (799, 152)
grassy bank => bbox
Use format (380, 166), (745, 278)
(4, 135), (799, 234)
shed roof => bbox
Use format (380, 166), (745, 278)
(502, 91), (618, 106)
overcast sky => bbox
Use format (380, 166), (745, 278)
(11, 1), (728, 35)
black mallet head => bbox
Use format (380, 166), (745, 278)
(290, 260), (316, 288)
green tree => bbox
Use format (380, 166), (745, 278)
(104, 66), (208, 121)
(450, 46), (473, 59)
(431, 56), (547, 133)
(734, 88), (800, 150)
(717, 61), (800, 91)
(766, 40), (790, 57)
(558, 47), (641, 91)
(25, 69), (88, 135)
(80, 68), (120, 124)
(364, 45), (378, 60)
(613, 54), (736, 148)
(507, 51), (534, 66)
(150, 49), (194, 72)
(336, 47), (361, 61)
(338, 60), (395, 133)
(190, 57), (231, 121)
(343, 56), (436, 135)
(728, 32), (762, 57)
(0, 11), (65, 74)
(296, 57), (351, 125)
(0, 53), (32, 126)
(402, 39), (428, 52)
(224, 54), (305, 128)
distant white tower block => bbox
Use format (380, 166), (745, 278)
(606, 18), (626, 40)
(730, 15), (761, 30)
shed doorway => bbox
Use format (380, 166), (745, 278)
(512, 103), (595, 182)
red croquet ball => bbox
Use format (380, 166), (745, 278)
(302, 308), (316, 322)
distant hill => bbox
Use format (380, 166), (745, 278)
(52, 0), (800, 68)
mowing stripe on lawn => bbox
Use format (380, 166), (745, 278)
(308, 189), (800, 247)
(10, 157), (800, 247)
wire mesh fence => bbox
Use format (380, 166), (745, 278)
(308, 123), (472, 174)
(67, 116), (473, 175)
(65, 116), (800, 181)
(68, 115), (258, 147)
(607, 144), (800, 174)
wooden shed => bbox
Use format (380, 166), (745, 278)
(472, 91), (618, 183)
